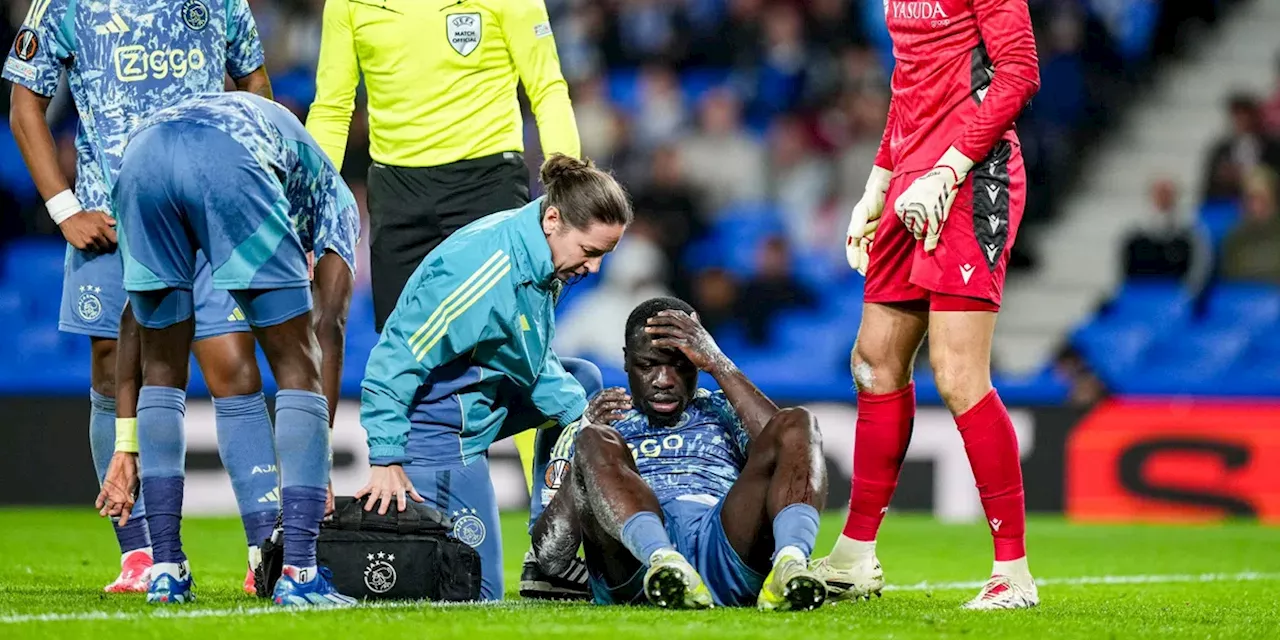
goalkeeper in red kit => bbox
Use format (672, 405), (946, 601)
(813, 0), (1041, 609)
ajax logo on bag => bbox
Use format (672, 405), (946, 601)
(364, 551), (397, 594)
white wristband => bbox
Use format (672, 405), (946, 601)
(46, 189), (83, 225)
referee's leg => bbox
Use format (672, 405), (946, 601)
(366, 164), (443, 334)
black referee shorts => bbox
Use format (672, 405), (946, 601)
(366, 151), (530, 333)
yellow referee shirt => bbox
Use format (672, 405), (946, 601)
(306, 0), (580, 172)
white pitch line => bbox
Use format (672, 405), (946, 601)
(884, 571), (1280, 592)
(2, 571), (1278, 625)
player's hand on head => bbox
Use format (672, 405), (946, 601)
(586, 386), (632, 424)
(645, 310), (726, 373)
(59, 210), (118, 253)
(95, 452), (139, 525)
(355, 464), (424, 515)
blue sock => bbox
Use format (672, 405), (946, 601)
(214, 393), (280, 547)
(621, 511), (673, 566)
(90, 390), (151, 553)
(137, 386), (188, 565)
(772, 503), (821, 559)
(275, 390), (330, 568)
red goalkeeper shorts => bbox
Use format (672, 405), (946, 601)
(864, 141), (1025, 311)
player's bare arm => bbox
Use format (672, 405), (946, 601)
(234, 67), (272, 99)
(95, 303), (143, 523)
(9, 85), (116, 252)
(312, 252), (353, 515)
(585, 387), (632, 425)
(645, 310), (778, 439)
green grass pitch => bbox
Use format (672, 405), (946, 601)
(1, 509), (1277, 638)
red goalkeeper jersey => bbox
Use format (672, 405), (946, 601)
(874, 0), (1040, 174)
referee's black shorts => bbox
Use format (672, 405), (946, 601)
(366, 151), (530, 333)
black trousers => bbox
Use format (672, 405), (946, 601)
(366, 152), (530, 333)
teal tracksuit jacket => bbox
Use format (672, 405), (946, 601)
(360, 197), (587, 467)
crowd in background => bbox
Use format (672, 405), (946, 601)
(0, 0), (1255, 404)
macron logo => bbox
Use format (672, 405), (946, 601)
(990, 518), (1002, 532)
(960, 263), (975, 284)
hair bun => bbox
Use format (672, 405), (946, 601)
(539, 153), (594, 187)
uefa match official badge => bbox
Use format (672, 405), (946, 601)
(451, 508), (486, 547)
(181, 0), (210, 31)
(77, 285), (103, 322)
(364, 551), (397, 594)
(446, 13), (482, 56)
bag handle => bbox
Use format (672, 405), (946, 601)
(336, 497), (367, 529)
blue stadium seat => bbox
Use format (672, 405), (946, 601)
(1203, 283), (1280, 328)
(1114, 326), (1252, 394)
(1070, 321), (1155, 384)
(1101, 280), (1193, 327)
(681, 68), (732, 105)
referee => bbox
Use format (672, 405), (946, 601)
(306, 0), (581, 334)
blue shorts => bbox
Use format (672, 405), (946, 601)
(589, 497), (766, 607)
(403, 456), (503, 601)
(116, 122), (310, 320)
(60, 244), (248, 341)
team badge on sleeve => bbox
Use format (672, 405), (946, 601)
(544, 458), (571, 490)
(13, 28), (39, 61)
(446, 13), (481, 56)
(180, 0), (210, 31)
(533, 21), (552, 39)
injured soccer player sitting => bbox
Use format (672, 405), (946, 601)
(531, 296), (828, 611)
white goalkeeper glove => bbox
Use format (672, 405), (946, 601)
(846, 166), (893, 275)
(894, 147), (975, 253)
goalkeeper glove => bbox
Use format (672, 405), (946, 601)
(846, 166), (893, 275)
(894, 147), (975, 253)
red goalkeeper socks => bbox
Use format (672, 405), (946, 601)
(955, 389), (1027, 561)
(842, 383), (916, 542)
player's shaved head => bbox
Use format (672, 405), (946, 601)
(624, 297), (696, 349)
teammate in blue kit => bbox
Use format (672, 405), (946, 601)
(106, 91), (359, 607)
(357, 154), (631, 600)
(531, 297), (828, 611)
(4, 0), (282, 594)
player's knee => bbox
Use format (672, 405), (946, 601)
(768, 407), (821, 447)
(573, 424), (628, 463)
(851, 343), (913, 394)
(930, 351), (992, 416)
(204, 356), (262, 398)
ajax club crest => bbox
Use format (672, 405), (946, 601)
(446, 13), (481, 57)
(364, 551), (397, 594)
(77, 285), (103, 322)
(181, 0), (210, 30)
(451, 508), (486, 547)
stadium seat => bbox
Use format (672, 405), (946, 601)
(1105, 280), (1193, 320)
(1070, 321), (1156, 384)
(1203, 283), (1280, 328)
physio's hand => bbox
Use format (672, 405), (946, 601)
(325, 481), (335, 518)
(60, 211), (118, 252)
(585, 387), (632, 424)
(846, 166), (891, 275)
(95, 452), (139, 525)
(355, 465), (424, 515)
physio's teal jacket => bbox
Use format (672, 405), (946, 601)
(360, 198), (587, 466)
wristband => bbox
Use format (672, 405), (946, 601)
(115, 418), (139, 453)
(46, 189), (83, 225)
